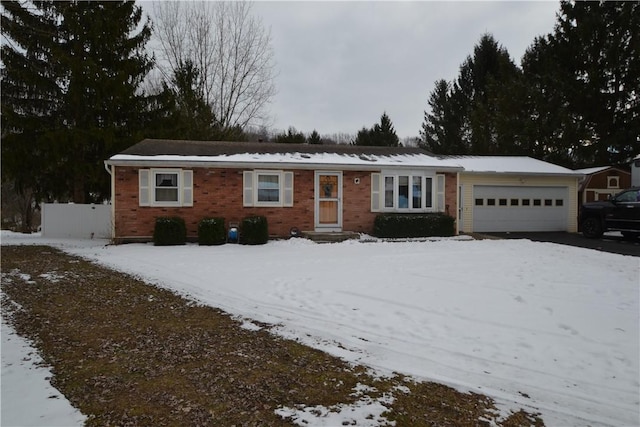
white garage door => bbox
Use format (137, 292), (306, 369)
(473, 186), (569, 232)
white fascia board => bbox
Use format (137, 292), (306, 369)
(105, 157), (463, 172)
(461, 170), (584, 178)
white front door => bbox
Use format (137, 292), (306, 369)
(315, 171), (342, 231)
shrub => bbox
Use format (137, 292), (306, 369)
(198, 217), (226, 246)
(153, 216), (186, 246)
(373, 213), (455, 238)
(240, 215), (268, 245)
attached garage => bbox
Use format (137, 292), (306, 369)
(472, 185), (568, 232)
(449, 156), (583, 234)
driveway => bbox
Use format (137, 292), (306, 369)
(485, 232), (640, 257)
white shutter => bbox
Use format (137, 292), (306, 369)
(139, 169), (150, 206)
(436, 174), (446, 212)
(283, 171), (294, 207)
(182, 170), (193, 207)
(371, 173), (381, 211)
(243, 171), (254, 207)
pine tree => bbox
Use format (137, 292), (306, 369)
(354, 113), (399, 147)
(1, 1), (153, 205)
(275, 127), (306, 144)
(308, 130), (322, 145)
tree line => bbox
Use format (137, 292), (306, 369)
(419, 1), (639, 169)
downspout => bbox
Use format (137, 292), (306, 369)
(456, 172), (460, 235)
(104, 162), (115, 242)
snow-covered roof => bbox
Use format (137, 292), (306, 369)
(442, 155), (581, 176)
(574, 166), (612, 175)
(107, 139), (463, 171)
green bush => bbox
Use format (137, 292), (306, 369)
(240, 215), (269, 245)
(198, 217), (226, 246)
(153, 216), (187, 246)
(373, 213), (455, 238)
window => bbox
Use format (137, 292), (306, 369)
(155, 172), (178, 202)
(522, 199), (530, 206)
(544, 199), (553, 206)
(384, 176), (394, 208)
(499, 198), (508, 206)
(372, 172), (440, 212)
(510, 199), (519, 206)
(555, 199), (564, 206)
(475, 198), (484, 206)
(243, 170), (294, 207)
(487, 199), (496, 206)
(533, 199), (541, 206)
(607, 176), (619, 189)
(139, 169), (193, 207)
(257, 173), (280, 202)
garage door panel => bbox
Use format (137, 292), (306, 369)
(473, 185), (568, 232)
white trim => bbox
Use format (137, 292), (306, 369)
(378, 171), (437, 213)
(283, 171), (294, 207)
(150, 168), (182, 207)
(371, 173), (381, 212)
(255, 170), (284, 207)
(243, 171), (254, 207)
(139, 169), (150, 206)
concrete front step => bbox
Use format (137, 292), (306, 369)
(301, 231), (360, 243)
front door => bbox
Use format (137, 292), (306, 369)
(315, 171), (342, 231)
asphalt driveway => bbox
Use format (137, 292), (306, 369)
(484, 232), (640, 257)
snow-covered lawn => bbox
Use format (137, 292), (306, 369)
(1, 231), (638, 426)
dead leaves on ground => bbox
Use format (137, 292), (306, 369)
(1, 245), (543, 426)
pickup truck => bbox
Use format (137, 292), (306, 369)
(580, 187), (640, 239)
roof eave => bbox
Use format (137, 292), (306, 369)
(104, 158), (463, 172)
(460, 170), (584, 178)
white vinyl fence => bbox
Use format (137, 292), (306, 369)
(41, 203), (111, 239)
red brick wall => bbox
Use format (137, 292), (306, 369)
(113, 167), (459, 240)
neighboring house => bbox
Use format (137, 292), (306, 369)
(632, 154), (640, 187)
(575, 166), (631, 204)
(104, 139), (462, 242)
(445, 156), (583, 233)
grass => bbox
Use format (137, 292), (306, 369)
(1, 245), (544, 426)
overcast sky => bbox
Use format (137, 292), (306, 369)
(248, 1), (560, 140)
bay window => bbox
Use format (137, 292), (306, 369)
(371, 172), (445, 212)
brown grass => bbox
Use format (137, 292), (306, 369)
(1, 245), (543, 426)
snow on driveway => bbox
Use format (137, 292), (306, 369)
(2, 232), (639, 426)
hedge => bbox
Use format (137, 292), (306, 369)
(373, 213), (455, 238)
(198, 217), (226, 246)
(153, 216), (187, 246)
(240, 215), (269, 245)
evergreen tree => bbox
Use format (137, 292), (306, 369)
(420, 34), (520, 155)
(275, 127), (306, 144)
(354, 112), (400, 146)
(554, 1), (639, 166)
(1, 0), (153, 205)
(308, 130), (322, 145)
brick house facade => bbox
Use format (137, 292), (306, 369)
(105, 139), (462, 242)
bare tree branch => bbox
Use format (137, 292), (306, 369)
(151, 1), (276, 131)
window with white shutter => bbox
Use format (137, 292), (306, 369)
(371, 173), (381, 211)
(139, 169), (150, 206)
(243, 171), (254, 207)
(436, 174), (446, 212)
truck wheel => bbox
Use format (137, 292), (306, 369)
(582, 217), (603, 238)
